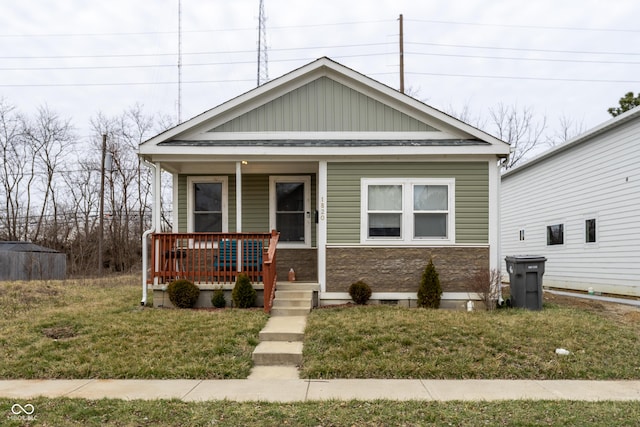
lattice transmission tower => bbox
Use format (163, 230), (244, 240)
(256, 0), (269, 86)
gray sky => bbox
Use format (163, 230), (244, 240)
(2, 0), (639, 142)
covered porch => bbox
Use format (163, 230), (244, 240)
(148, 231), (280, 312)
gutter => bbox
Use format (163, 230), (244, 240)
(140, 160), (157, 306)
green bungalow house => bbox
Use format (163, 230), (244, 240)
(138, 57), (510, 310)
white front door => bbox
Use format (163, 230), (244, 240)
(270, 176), (311, 247)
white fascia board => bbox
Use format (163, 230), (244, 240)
(140, 144), (509, 158)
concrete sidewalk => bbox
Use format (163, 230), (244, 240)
(1, 379), (640, 402)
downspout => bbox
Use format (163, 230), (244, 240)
(141, 159), (158, 306)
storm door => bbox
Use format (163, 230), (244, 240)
(270, 176), (311, 246)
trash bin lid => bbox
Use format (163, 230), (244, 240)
(505, 255), (547, 263)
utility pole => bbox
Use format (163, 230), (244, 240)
(98, 133), (106, 276)
(399, 14), (405, 94)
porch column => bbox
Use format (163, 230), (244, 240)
(318, 160), (327, 293)
(154, 162), (162, 230)
(236, 161), (242, 232)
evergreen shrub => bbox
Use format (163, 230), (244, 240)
(417, 258), (442, 308)
(167, 279), (200, 308)
(211, 287), (226, 308)
(232, 273), (256, 308)
(349, 280), (372, 305)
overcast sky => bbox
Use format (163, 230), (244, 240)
(2, 0), (639, 143)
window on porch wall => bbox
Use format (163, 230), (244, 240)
(187, 176), (228, 233)
(194, 182), (222, 232)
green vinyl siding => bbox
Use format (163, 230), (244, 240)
(241, 175), (270, 232)
(210, 77), (438, 133)
(177, 175), (188, 232)
(326, 162), (489, 244)
(177, 173), (316, 246)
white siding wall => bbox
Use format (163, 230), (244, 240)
(501, 118), (640, 297)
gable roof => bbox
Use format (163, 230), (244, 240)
(502, 106), (640, 178)
(140, 57), (509, 158)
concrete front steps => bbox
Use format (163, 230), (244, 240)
(270, 282), (316, 316)
(249, 283), (317, 379)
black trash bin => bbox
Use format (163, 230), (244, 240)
(505, 255), (547, 310)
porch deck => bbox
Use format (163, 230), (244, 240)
(149, 230), (279, 312)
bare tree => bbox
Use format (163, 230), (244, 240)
(0, 100), (24, 240)
(24, 105), (75, 246)
(0, 99), (172, 275)
(90, 105), (160, 272)
(546, 114), (585, 147)
(61, 163), (101, 275)
(489, 103), (547, 169)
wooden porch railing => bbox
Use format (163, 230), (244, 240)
(150, 230), (280, 313)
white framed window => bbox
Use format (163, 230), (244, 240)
(187, 176), (228, 232)
(361, 178), (455, 244)
(546, 223), (564, 246)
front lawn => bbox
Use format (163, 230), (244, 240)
(0, 276), (267, 379)
(301, 300), (640, 379)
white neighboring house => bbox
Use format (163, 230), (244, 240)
(500, 106), (640, 297)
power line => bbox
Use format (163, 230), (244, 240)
(407, 18), (640, 34)
(0, 42), (395, 60)
(5, 49), (640, 73)
(406, 71), (640, 84)
(405, 51), (640, 66)
(1, 16), (633, 38)
(406, 41), (640, 57)
(0, 19), (393, 38)
(3, 70), (638, 89)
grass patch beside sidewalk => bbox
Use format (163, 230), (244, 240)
(301, 303), (640, 379)
(0, 276), (267, 379)
(2, 397), (640, 427)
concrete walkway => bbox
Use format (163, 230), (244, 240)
(1, 379), (640, 402)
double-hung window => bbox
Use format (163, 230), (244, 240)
(361, 178), (454, 244)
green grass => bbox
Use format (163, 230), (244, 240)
(0, 276), (268, 379)
(301, 304), (640, 379)
(2, 398), (640, 426)
(2, 278), (640, 424)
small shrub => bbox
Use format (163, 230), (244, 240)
(232, 273), (256, 308)
(349, 280), (372, 305)
(211, 287), (226, 308)
(167, 279), (200, 308)
(417, 258), (442, 309)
